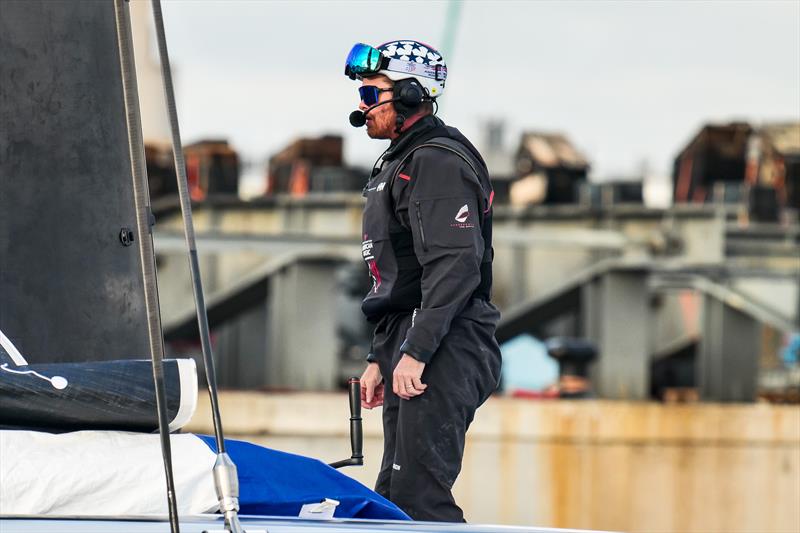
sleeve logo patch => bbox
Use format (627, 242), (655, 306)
(451, 204), (476, 229)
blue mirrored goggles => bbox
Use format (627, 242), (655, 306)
(358, 86), (393, 106)
(344, 43), (389, 80)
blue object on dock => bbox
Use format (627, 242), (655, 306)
(500, 334), (559, 392)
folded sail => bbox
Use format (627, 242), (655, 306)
(0, 358), (197, 432)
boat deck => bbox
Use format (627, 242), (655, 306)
(0, 515), (614, 533)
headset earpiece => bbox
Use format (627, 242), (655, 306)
(393, 79), (425, 109)
(392, 79), (427, 134)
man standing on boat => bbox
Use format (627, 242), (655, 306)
(344, 40), (502, 522)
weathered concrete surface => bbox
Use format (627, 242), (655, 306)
(187, 393), (800, 533)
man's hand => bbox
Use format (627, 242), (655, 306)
(393, 354), (427, 400)
(360, 362), (384, 409)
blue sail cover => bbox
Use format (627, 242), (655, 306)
(1, 430), (410, 519)
(198, 436), (410, 520)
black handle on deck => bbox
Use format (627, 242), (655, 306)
(329, 377), (364, 469)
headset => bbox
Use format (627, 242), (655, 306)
(349, 78), (432, 131)
(392, 79), (427, 132)
(393, 79), (425, 110)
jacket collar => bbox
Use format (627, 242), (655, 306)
(383, 115), (447, 161)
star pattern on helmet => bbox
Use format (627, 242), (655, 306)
(379, 40), (444, 66)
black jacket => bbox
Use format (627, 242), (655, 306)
(361, 116), (496, 364)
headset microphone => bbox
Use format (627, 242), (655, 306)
(349, 109), (367, 127)
(348, 98), (401, 128)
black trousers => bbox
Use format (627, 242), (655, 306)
(372, 301), (502, 522)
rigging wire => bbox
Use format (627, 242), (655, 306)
(112, 1), (180, 532)
(150, 1), (244, 531)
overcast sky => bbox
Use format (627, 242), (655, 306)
(147, 0), (799, 181)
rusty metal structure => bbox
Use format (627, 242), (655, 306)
(673, 121), (800, 221)
(267, 135), (366, 196)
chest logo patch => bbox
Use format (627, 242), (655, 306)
(362, 238), (382, 292)
(454, 204), (470, 223)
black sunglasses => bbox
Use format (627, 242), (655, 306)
(359, 86), (393, 106)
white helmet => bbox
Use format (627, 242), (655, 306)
(376, 40), (447, 99)
(344, 40), (447, 99)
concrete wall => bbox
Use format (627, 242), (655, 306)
(186, 392), (800, 533)
(154, 201), (736, 313)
